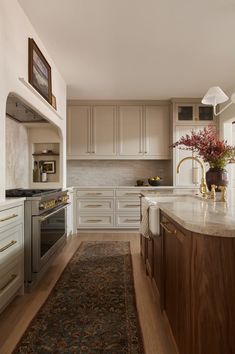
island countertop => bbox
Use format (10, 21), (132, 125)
(141, 190), (235, 238)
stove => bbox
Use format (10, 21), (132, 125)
(6, 188), (61, 198)
(6, 188), (70, 290)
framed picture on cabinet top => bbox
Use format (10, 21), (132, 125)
(28, 38), (52, 104)
(51, 94), (57, 110)
(42, 160), (56, 174)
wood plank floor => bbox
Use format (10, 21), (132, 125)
(0, 233), (176, 354)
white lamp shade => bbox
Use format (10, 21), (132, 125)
(201, 86), (229, 106)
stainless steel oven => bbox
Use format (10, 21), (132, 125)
(32, 204), (68, 273)
(6, 188), (70, 291)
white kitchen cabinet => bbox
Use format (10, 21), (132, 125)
(174, 102), (215, 124)
(0, 201), (24, 313)
(119, 106), (143, 157)
(92, 106), (116, 156)
(67, 106), (90, 158)
(67, 102), (171, 160)
(75, 187), (141, 230)
(145, 105), (170, 159)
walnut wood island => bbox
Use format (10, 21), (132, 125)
(140, 193), (235, 354)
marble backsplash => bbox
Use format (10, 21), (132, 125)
(6, 117), (29, 189)
(67, 160), (173, 186)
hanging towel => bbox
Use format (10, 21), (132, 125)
(140, 197), (158, 239)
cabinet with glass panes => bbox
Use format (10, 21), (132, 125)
(176, 103), (214, 123)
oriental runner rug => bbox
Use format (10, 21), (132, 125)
(14, 241), (145, 353)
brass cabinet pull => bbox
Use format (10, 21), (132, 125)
(86, 219), (102, 223)
(0, 274), (17, 292)
(160, 222), (177, 235)
(0, 214), (18, 222)
(85, 204), (103, 208)
(125, 219), (140, 223)
(125, 193), (140, 196)
(124, 204), (140, 208)
(0, 240), (17, 252)
(85, 193), (102, 196)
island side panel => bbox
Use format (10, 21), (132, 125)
(190, 232), (235, 354)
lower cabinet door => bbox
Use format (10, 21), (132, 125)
(153, 234), (162, 301)
(0, 257), (23, 313)
(77, 214), (114, 228)
(162, 216), (191, 354)
(146, 238), (154, 277)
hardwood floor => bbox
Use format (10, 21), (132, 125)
(0, 233), (176, 354)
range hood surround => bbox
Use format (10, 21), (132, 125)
(6, 93), (48, 123)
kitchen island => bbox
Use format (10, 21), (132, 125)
(140, 191), (235, 354)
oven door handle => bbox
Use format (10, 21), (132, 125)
(39, 203), (70, 222)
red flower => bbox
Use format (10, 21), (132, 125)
(172, 126), (235, 169)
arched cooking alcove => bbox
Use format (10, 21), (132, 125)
(5, 92), (64, 190)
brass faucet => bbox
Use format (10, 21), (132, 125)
(176, 156), (207, 197)
(218, 186), (227, 202)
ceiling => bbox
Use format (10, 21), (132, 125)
(19, 0), (235, 100)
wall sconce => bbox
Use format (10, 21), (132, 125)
(201, 86), (235, 116)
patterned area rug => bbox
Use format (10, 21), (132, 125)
(14, 241), (145, 354)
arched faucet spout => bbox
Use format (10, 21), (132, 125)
(176, 156), (207, 197)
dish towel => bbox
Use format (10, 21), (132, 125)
(140, 197), (157, 239)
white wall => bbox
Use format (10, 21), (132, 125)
(5, 117), (29, 189)
(0, 0), (67, 200)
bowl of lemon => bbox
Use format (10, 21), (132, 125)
(148, 176), (162, 186)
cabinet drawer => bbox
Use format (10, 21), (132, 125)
(77, 199), (113, 212)
(116, 214), (140, 228)
(0, 224), (23, 265)
(77, 214), (114, 228)
(116, 189), (141, 198)
(0, 259), (23, 313)
(116, 199), (140, 212)
(0, 205), (23, 230)
(77, 189), (114, 198)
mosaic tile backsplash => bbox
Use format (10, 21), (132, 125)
(67, 160), (173, 186)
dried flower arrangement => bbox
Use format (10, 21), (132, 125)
(172, 126), (235, 169)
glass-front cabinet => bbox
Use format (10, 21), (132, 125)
(176, 103), (214, 122)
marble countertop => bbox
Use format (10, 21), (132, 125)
(69, 185), (197, 190)
(143, 190), (235, 238)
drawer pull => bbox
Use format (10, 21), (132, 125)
(125, 193), (140, 196)
(160, 222), (177, 235)
(86, 204), (103, 208)
(0, 274), (17, 292)
(0, 214), (18, 222)
(85, 193), (103, 196)
(124, 204), (140, 208)
(86, 219), (102, 223)
(125, 219), (140, 223)
(0, 240), (17, 252)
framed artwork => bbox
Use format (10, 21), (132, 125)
(43, 161), (56, 174)
(28, 38), (52, 104)
(52, 94), (57, 110)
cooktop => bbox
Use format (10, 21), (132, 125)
(6, 188), (61, 198)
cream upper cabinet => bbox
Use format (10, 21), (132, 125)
(119, 106), (143, 157)
(145, 105), (170, 159)
(67, 106), (90, 158)
(175, 103), (214, 123)
(67, 102), (171, 160)
(92, 106), (116, 156)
